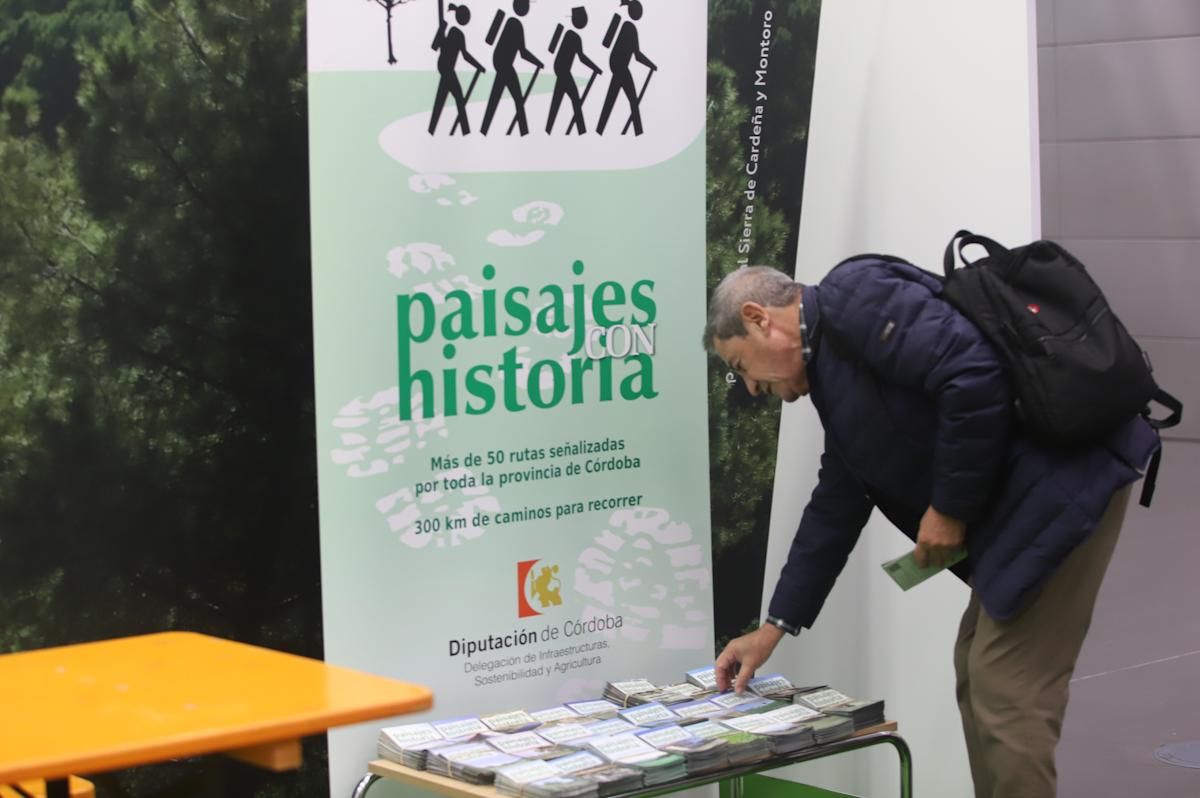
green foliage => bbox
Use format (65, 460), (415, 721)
(0, 0), (133, 142)
(704, 62), (789, 559)
(1, 0), (314, 645)
(0, 2), (321, 793)
(708, 0), (820, 268)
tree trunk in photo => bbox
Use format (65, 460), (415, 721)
(386, 2), (397, 64)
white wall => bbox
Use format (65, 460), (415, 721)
(761, 1), (1038, 796)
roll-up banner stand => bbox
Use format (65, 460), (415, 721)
(306, 1), (821, 792)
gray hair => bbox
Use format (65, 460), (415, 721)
(702, 266), (802, 351)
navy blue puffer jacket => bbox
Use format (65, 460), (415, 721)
(767, 256), (1159, 625)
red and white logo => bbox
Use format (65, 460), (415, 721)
(517, 559), (562, 618)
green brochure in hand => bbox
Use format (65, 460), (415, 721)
(881, 548), (967, 591)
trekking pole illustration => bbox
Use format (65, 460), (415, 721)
(566, 70), (599, 135)
(547, 8), (602, 135)
(450, 67), (484, 135)
(621, 65), (655, 135)
(480, 0), (542, 136)
(595, 0), (654, 136)
(506, 65), (541, 135)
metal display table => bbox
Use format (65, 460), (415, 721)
(355, 722), (911, 798)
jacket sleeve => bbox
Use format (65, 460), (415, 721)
(818, 258), (1012, 522)
(767, 444), (875, 630)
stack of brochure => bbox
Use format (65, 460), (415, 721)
(719, 713), (816, 756)
(756, 704), (832, 750)
(807, 714), (856, 745)
(483, 709), (542, 733)
(548, 751), (608, 777)
(757, 704), (823, 726)
(484, 731), (576, 761)
(431, 716), (489, 742)
(747, 673), (823, 701)
(417, 740), (466, 772)
(494, 759), (598, 798)
(537, 722), (610, 748)
(685, 666), (719, 691)
(795, 687), (886, 731)
(617, 702), (682, 728)
(502, 774), (597, 798)
(425, 741), (520, 784)
(708, 692), (774, 715)
(634, 755), (689, 786)
(636, 725), (729, 775)
(584, 733), (688, 786)
(551, 752), (645, 797)
(670, 698), (730, 722)
(579, 718), (638, 739)
(565, 699), (623, 720)
(627, 682), (711, 706)
(532, 705), (586, 725)
(734, 698), (793, 716)
(376, 722), (444, 769)
(684, 721), (772, 765)
(828, 703), (885, 730)
(604, 679), (659, 707)
(580, 764), (646, 796)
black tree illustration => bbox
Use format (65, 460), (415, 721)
(371, 0), (419, 65)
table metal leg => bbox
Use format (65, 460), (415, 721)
(351, 772), (381, 798)
(818, 731), (912, 798)
(724, 729), (912, 796)
(746, 732), (912, 798)
(880, 733), (913, 798)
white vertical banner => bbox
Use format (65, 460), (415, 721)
(767, 1), (1038, 797)
(306, 0), (714, 793)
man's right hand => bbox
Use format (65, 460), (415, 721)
(715, 623), (785, 694)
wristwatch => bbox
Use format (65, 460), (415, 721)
(764, 615), (801, 636)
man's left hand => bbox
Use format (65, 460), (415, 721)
(913, 506), (966, 569)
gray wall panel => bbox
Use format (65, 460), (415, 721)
(1057, 140), (1200, 238)
(1059, 238), (1200, 339)
(1040, 142), (1059, 236)
(1037, 2), (1198, 795)
(1037, 46), (1057, 142)
(1056, 0), (1200, 44)
(1037, 0), (1054, 46)
(1057, 38), (1200, 140)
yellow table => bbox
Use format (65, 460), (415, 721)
(0, 632), (433, 798)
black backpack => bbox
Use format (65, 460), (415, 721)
(940, 230), (1181, 503)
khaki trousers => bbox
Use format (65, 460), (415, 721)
(954, 486), (1131, 798)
